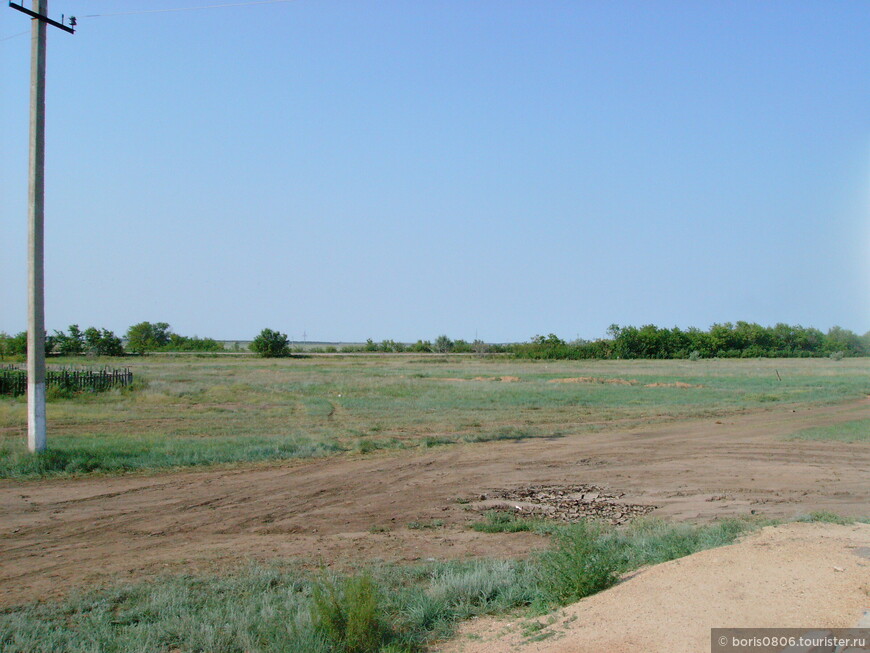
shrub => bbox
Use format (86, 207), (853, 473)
(311, 574), (393, 653)
(536, 520), (620, 605)
(250, 328), (290, 358)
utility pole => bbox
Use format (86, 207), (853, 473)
(9, 1), (75, 452)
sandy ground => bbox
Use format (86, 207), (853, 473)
(439, 522), (870, 653)
(0, 397), (867, 607)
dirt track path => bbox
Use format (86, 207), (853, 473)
(0, 398), (867, 606)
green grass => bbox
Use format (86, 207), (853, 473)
(794, 511), (868, 525)
(0, 515), (790, 652)
(0, 433), (344, 479)
(785, 418), (869, 443)
(1, 356), (867, 479)
(470, 510), (552, 534)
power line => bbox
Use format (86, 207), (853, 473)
(0, 29), (30, 42)
(81, 0), (298, 19)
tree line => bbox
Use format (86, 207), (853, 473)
(511, 323), (868, 360)
(0, 322), (224, 358)
(2, 321), (866, 360)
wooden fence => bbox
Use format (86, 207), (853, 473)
(0, 366), (133, 397)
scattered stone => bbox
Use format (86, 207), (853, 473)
(476, 484), (656, 525)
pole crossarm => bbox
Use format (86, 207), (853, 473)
(8, 1), (74, 33)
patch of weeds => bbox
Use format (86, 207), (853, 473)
(535, 520), (621, 606)
(353, 438), (405, 455)
(461, 427), (538, 443)
(470, 511), (549, 534)
(407, 519), (444, 530)
(311, 573), (396, 653)
(526, 628), (556, 643)
(368, 525), (391, 534)
(745, 393), (781, 403)
(795, 511), (856, 525)
(46, 386), (78, 400)
(522, 620), (545, 636)
(421, 436), (455, 448)
(606, 517), (760, 570)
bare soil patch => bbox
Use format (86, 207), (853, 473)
(0, 398), (867, 607)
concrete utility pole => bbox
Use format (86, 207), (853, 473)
(9, 0), (75, 452)
(27, 0), (48, 453)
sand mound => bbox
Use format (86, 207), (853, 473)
(439, 522), (870, 653)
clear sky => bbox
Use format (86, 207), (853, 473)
(2, 0), (868, 342)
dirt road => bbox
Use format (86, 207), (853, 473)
(0, 398), (867, 606)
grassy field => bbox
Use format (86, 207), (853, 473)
(0, 355), (867, 478)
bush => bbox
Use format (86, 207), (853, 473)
(536, 520), (621, 605)
(250, 328), (290, 358)
(311, 574), (393, 653)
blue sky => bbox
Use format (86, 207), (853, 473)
(2, 1), (868, 342)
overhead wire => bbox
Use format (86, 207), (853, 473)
(80, 0), (299, 19)
(1, 0), (299, 39)
(0, 29), (30, 42)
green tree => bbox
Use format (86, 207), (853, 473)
(434, 335), (455, 353)
(85, 328), (125, 356)
(250, 328), (290, 357)
(0, 331), (52, 357)
(125, 322), (171, 354)
(54, 324), (85, 355)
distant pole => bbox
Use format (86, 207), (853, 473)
(27, 0), (48, 453)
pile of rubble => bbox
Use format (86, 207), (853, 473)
(475, 484), (656, 525)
